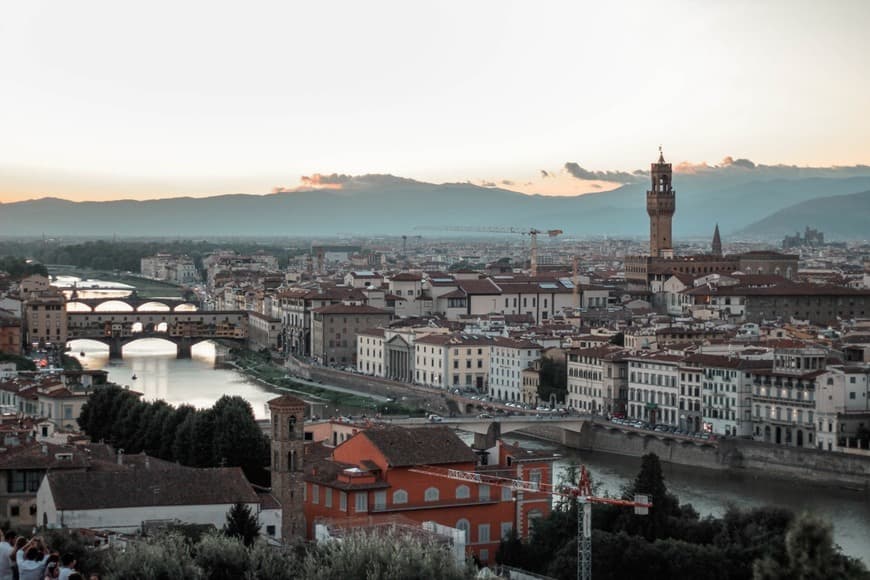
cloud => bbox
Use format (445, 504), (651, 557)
(301, 173), (352, 186)
(480, 180), (497, 187)
(501, 180), (515, 186)
(721, 156), (757, 169)
(563, 162), (645, 183)
(540, 170), (551, 179)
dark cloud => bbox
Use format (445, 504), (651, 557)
(721, 156), (757, 169)
(480, 180), (497, 187)
(563, 162), (645, 183)
(540, 170), (551, 179)
(501, 180), (515, 186)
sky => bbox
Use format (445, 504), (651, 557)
(1, 0), (869, 202)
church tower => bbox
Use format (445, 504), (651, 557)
(268, 395), (306, 541)
(646, 147), (676, 258)
(711, 223), (722, 256)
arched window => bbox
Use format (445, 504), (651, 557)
(456, 485), (470, 500)
(288, 450), (296, 472)
(456, 518), (471, 542)
(527, 509), (544, 533)
(288, 415), (297, 440)
(424, 487), (440, 502)
(392, 489), (408, 505)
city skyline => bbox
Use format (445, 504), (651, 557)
(2, 0), (870, 202)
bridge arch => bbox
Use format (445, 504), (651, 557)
(66, 301), (92, 312)
(94, 300), (135, 312)
(137, 301), (171, 312)
(174, 303), (198, 312)
(123, 337), (178, 355)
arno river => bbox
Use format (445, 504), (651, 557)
(69, 338), (870, 564)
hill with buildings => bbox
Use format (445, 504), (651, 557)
(2, 172), (870, 239)
(738, 189), (870, 240)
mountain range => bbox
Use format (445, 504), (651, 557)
(2, 167), (870, 240)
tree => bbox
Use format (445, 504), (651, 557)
(211, 396), (270, 484)
(195, 532), (252, 580)
(103, 532), (201, 580)
(753, 512), (868, 580)
(302, 528), (474, 580)
(618, 453), (681, 540)
(222, 503), (260, 547)
(538, 357), (567, 404)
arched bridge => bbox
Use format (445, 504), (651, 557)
(66, 296), (198, 313)
(67, 310), (248, 358)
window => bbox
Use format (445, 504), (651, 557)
(424, 487), (440, 502)
(340, 492), (347, 512)
(456, 518), (471, 542)
(374, 490), (386, 510)
(354, 492), (368, 513)
(456, 485), (470, 499)
(478, 524), (491, 543)
(393, 489), (408, 504)
(312, 484), (320, 504)
(266, 525), (276, 536)
(501, 486), (512, 501)
(325, 488), (333, 508)
(529, 469), (542, 490)
(9, 506), (19, 517)
(479, 484), (491, 501)
(501, 522), (513, 539)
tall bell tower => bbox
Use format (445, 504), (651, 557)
(268, 395), (306, 541)
(646, 147), (676, 257)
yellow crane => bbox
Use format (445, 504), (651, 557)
(415, 225), (563, 277)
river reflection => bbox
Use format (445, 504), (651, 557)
(69, 338), (276, 419)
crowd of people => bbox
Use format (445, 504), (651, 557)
(0, 532), (91, 580)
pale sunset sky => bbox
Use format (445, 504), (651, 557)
(1, 0), (869, 202)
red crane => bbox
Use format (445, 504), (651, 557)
(408, 464), (651, 580)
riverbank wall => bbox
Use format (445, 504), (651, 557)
(518, 423), (870, 492)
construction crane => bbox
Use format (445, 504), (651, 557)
(414, 226), (563, 277)
(408, 464), (651, 580)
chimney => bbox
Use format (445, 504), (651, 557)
(117, 449), (124, 466)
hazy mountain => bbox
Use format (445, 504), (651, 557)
(2, 170), (870, 239)
(738, 190), (870, 241)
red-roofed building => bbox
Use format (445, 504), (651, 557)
(311, 303), (392, 365)
(303, 425), (555, 564)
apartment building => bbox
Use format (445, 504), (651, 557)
(749, 348), (826, 448)
(815, 364), (870, 452)
(626, 353), (682, 426)
(488, 338), (541, 403)
(310, 303), (391, 366)
(23, 289), (67, 348)
(414, 333), (494, 391)
(566, 345), (628, 416)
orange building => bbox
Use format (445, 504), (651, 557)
(302, 425), (556, 564)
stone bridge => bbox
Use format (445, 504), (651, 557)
(66, 296), (198, 313)
(67, 310), (248, 358)
(391, 415), (589, 448)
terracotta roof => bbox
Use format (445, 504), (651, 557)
(492, 337), (543, 350)
(358, 327), (386, 338)
(312, 303), (392, 315)
(46, 467), (259, 510)
(568, 345), (626, 360)
(415, 333), (496, 347)
(391, 273), (423, 282)
(456, 279), (501, 295)
(682, 354), (772, 370)
(363, 426), (476, 467)
(0, 442), (91, 470)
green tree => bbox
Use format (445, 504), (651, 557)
(194, 532), (251, 580)
(212, 396), (270, 484)
(0, 353), (36, 371)
(222, 503), (260, 547)
(538, 357), (567, 404)
(753, 512), (868, 580)
(302, 528), (474, 580)
(103, 532), (201, 580)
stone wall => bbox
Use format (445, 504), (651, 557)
(519, 422), (870, 491)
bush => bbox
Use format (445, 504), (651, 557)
(103, 532), (201, 580)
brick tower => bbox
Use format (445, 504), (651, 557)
(712, 223), (722, 256)
(268, 394), (306, 541)
(646, 147), (676, 258)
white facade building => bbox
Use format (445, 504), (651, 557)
(626, 353), (683, 426)
(488, 338), (541, 403)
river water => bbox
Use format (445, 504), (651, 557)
(68, 338), (870, 564)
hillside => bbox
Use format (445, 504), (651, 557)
(738, 190), (870, 240)
(2, 173), (870, 238)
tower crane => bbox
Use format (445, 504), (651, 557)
(414, 226), (563, 277)
(408, 463), (650, 580)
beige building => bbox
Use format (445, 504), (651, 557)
(414, 333), (494, 391)
(24, 289), (67, 348)
(311, 303), (391, 366)
(567, 345), (628, 416)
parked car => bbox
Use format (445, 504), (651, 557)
(428, 414), (443, 422)
(478, 413), (493, 419)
